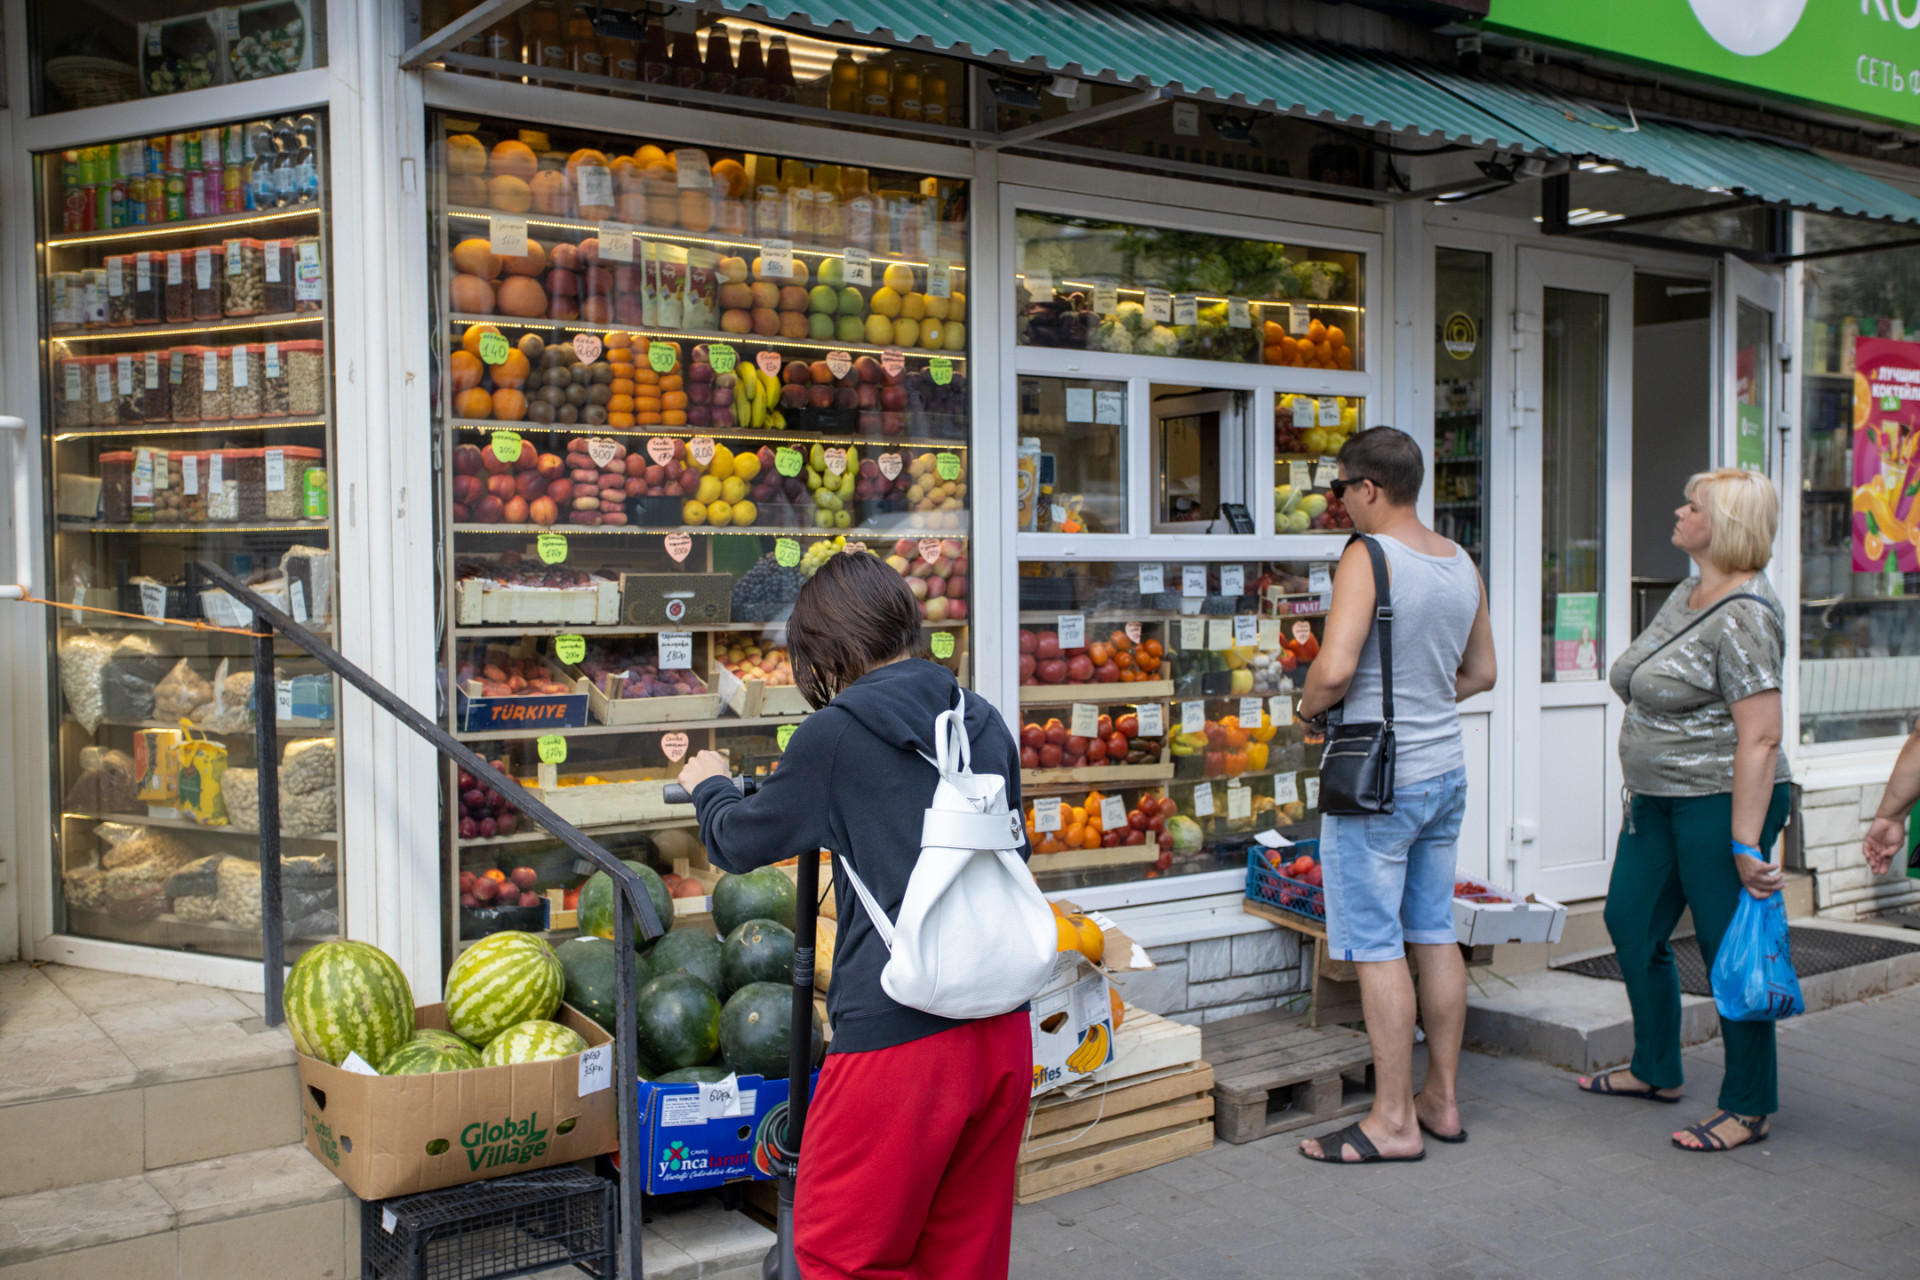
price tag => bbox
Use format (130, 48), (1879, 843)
(554, 634), (586, 665)
(265, 448), (286, 491)
(645, 436), (676, 466)
(841, 247), (871, 287)
(1305, 776), (1320, 809)
(1259, 619), (1282, 650)
(202, 351), (220, 393)
(577, 1043), (612, 1095)
(489, 215), (528, 257)
(775, 447), (802, 477)
(209, 453), (223, 490)
(340, 1052), (379, 1076)
(936, 453), (961, 481)
(64, 364), (82, 401)
(491, 431), (522, 463)
(1228, 297), (1251, 329)
(816, 350), (850, 381)
(759, 238), (794, 279)
(1289, 460), (1312, 492)
(1178, 618), (1204, 650)
(1290, 397), (1314, 430)
(756, 349), (784, 378)
(182, 454), (199, 496)
(929, 358), (953, 386)
(139, 582), (166, 622)
(1274, 771), (1299, 804)
(774, 537), (801, 567)
(573, 333), (603, 364)
(195, 248), (213, 289)
(1172, 101), (1200, 135)
(931, 631), (956, 659)
(1180, 699), (1205, 734)
(537, 532), (568, 563)
(1191, 782), (1216, 818)
(1136, 703), (1164, 737)
(276, 680), (295, 720)
(648, 342), (677, 373)
(1233, 614), (1257, 647)
(478, 331), (511, 365)
(1049, 504), (1067, 528)
(1182, 564), (1208, 598)
(1308, 564), (1333, 597)
(823, 447), (848, 476)
(1092, 280), (1118, 315)
(584, 438), (620, 469)
(1220, 565), (1245, 596)
(881, 349), (905, 378)
(1069, 703), (1099, 738)
(1173, 293), (1198, 326)
(107, 257), (124, 296)
(1138, 563), (1164, 595)
(1314, 457), (1340, 488)
(702, 1074), (745, 1118)
(1145, 289), (1171, 323)
(168, 252), (184, 286)
(1024, 268), (1052, 300)
(597, 221), (635, 262)
(290, 580), (309, 624)
(136, 254), (152, 292)
(117, 355), (133, 395)
(1056, 615), (1086, 649)
(686, 437), (716, 467)
(536, 734), (568, 764)
(1100, 795), (1128, 830)
(1239, 696), (1264, 727)
(708, 343), (737, 373)
(659, 632), (693, 669)
(1289, 303), (1309, 335)
(1226, 785), (1252, 820)
(1207, 619), (1233, 651)
(228, 344), (251, 388)
(661, 732), (690, 762)
(225, 239), (243, 277)
(1318, 397), (1341, 428)
(1033, 797), (1062, 832)
(776, 724), (797, 751)
(1095, 391), (1125, 426)
(927, 257), (952, 299)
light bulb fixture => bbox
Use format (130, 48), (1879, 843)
(1208, 112), (1260, 144)
(989, 74), (1045, 111)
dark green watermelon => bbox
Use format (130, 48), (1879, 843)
(645, 927), (725, 993)
(719, 981), (822, 1079)
(634, 971), (722, 1074)
(554, 936), (641, 1034)
(722, 919), (794, 995)
(711, 866), (796, 937)
(655, 1064), (732, 1084)
(578, 860), (673, 945)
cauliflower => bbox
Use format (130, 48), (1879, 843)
(1141, 325), (1180, 357)
(1096, 316), (1134, 353)
(1115, 300), (1149, 336)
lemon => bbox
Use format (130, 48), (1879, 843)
(695, 475), (723, 505)
(733, 450), (761, 480)
(869, 286), (904, 318)
(682, 499), (707, 525)
(923, 294), (950, 321)
(949, 291), (965, 321)
(942, 320), (966, 351)
(920, 318), (944, 349)
(731, 499), (757, 526)
(864, 314), (895, 345)
(900, 291), (927, 321)
(707, 499), (733, 526)
(710, 443), (735, 479)
(883, 262), (916, 293)
(722, 476), (749, 504)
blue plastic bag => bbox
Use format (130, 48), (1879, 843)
(1710, 890), (1804, 1022)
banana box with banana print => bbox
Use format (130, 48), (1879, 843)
(1030, 907), (1148, 1098)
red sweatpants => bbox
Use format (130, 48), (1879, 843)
(793, 1009), (1032, 1280)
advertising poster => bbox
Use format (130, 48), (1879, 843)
(1851, 337), (1920, 573)
(1552, 593), (1601, 682)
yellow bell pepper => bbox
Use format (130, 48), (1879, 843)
(1246, 742), (1269, 772)
(1248, 712), (1278, 744)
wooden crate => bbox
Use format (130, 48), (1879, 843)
(1019, 679), (1175, 706)
(1022, 747), (1174, 791)
(1028, 841), (1158, 874)
(577, 672), (724, 726)
(528, 765), (676, 826)
(455, 575), (620, 626)
(1090, 1007), (1200, 1084)
(1201, 1009), (1373, 1145)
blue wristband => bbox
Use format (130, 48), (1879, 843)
(1732, 840), (1763, 860)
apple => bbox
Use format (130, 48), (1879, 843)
(453, 443), (484, 475)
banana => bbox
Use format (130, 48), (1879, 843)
(1066, 1021), (1110, 1073)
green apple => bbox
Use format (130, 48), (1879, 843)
(837, 286), (866, 316)
(838, 315), (868, 343)
(808, 285), (838, 314)
(818, 257), (845, 288)
(1302, 494), (1328, 517)
(809, 312), (837, 339)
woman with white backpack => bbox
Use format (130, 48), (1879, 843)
(677, 551), (1047, 1280)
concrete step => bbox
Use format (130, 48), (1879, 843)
(0, 963), (299, 1198)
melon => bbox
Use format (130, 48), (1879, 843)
(645, 928), (724, 993)
(721, 919), (794, 995)
(720, 981), (822, 1079)
(655, 1064), (732, 1084)
(444, 931), (563, 1046)
(283, 939), (415, 1068)
(711, 866), (796, 937)
(555, 936), (641, 1034)
(481, 1019), (589, 1066)
(635, 972), (722, 1073)
(578, 860), (673, 945)
(409, 1028), (478, 1054)
(381, 1039), (482, 1075)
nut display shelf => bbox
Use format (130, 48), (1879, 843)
(43, 206), (322, 248)
(60, 521), (331, 535)
(63, 810), (337, 842)
(446, 313), (967, 362)
(455, 712), (804, 743)
(64, 907), (331, 961)
(52, 312), (325, 344)
(443, 207), (968, 273)
(448, 420), (965, 450)
(1015, 610), (1269, 625)
(55, 418), (330, 439)
(1020, 680), (1175, 705)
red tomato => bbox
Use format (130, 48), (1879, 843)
(1105, 732), (1129, 758)
(1116, 714), (1139, 738)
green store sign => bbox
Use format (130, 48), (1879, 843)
(1486, 0), (1920, 128)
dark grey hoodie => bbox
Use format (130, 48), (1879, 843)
(692, 659), (1030, 1053)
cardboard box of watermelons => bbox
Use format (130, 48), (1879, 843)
(295, 1002), (618, 1200)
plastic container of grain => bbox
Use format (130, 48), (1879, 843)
(282, 339), (326, 416)
(100, 451), (135, 523)
(189, 246), (223, 321)
(105, 255), (135, 327)
(129, 252), (164, 326)
(260, 239), (296, 314)
(175, 450), (209, 523)
(139, 350), (171, 422)
(198, 345), (232, 422)
(205, 449), (240, 522)
(226, 343), (263, 420)
(54, 355), (94, 429)
(222, 239), (266, 317)
(164, 251), (194, 323)
(235, 449), (269, 521)
(109, 353), (144, 427)
(169, 347), (205, 423)
(263, 446), (325, 520)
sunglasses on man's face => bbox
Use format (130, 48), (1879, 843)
(1328, 475), (1372, 500)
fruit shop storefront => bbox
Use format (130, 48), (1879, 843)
(14, 0), (1920, 1035)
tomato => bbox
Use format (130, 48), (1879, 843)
(1148, 814), (1167, 834)
(1102, 830), (1122, 847)
(1128, 810), (1150, 830)
(1122, 828), (1145, 845)
(1116, 714), (1139, 738)
(1021, 723), (1044, 750)
(1021, 746), (1040, 769)
(1097, 714), (1114, 739)
(1085, 736), (1108, 763)
(1156, 796), (1179, 817)
(1040, 744), (1063, 768)
(1106, 732), (1129, 758)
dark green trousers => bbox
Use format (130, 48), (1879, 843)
(1602, 783), (1791, 1117)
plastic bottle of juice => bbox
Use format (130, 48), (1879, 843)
(782, 158), (813, 241)
(891, 56), (922, 120)
(841, 166), (875, 251)
(861, 56), (891, 116)
(752, 154), (784, 239)
(828, 48), (860, 112)
(811, 164), (843, 245)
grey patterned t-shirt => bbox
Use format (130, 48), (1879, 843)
(1609, 575), (1789, 797)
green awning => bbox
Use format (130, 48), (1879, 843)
(713, 0), (1542, 150)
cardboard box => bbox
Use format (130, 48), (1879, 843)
(456, 677), (591, 733)
(619, 573), (732, 627)
(1029, 905), (1151, 1097)
(1453, 877), (1567, 946)
(295, 1003), (617, 1200)
(632, 1069), (820, 1194)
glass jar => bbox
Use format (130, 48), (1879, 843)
(139, 350), (170, 421)
(190, 246), (223, 320)
(55, 355), (93, 429)
(169, 347), (205, 422)
(152, 448), (188, 523)
(198, 345), (232, 422)
(176, 450), (209, 522)
(283, 340), (326, 416)
(293, 237), (323, 312)
(205, 448), (240, 521)
(260, 238), (296, 313)
(100, 451), (134, 522)
(222, 238), (265, 316)
(261, 341), (290, 416)
(227, 343), (264, 419)
(235, 448), (268, 521)
(129, 252), (163, 325)
(264, 446), (324, 519)
(105, 255), (135, 326)
(110, 353), (144, 426)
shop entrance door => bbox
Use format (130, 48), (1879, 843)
(1721, 255), (1787, 489)
(1513, 250), (1635, 902)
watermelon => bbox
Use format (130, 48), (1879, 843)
(445, 931), (564, 1046)
(712, 866), (796, 937)
(480, 1019), (589, 1066)
(577, 860), (673, 945)
(656, 1065), (732, 1084)
(645, 928), (725, 993)
(381, 1039), (482, 1074)
(283, 939), (415, 1068)
(555, 936), (641, 1034)
(409, 1028), (477, 1054)
(722, 919), (795, 995)
(635, 972), (722, 1073)
(720, 981), (822, 1079)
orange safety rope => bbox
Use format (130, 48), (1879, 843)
(10, 592), (271, 638)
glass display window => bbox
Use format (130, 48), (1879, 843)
(38, 116), (341, 962)
(1433, 249), (1491, 578)
(1017, 377), (1128, 535)
(1273, 393), (1363, 536)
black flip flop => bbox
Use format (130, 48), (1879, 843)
(1577, 1069), (1682, 1104)
(1672, 1110), (1769, 1153)
(1300, 1121), (1425, 1164)
(1418, 1117), (1468, 1144)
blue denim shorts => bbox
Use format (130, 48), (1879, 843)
(1321, 766), (1468, 963)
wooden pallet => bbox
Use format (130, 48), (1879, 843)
(1016, 1060), (1216, 1204)
(1089, 1007), (1201, 1084)
(1202, 1008), (1374, 1144)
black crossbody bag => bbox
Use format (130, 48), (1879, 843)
(1319, 535), (1396, 816)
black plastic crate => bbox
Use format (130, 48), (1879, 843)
(362, 1167), (615, 1280)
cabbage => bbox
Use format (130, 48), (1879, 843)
(1115, 300), (1149, 335)
(1167, 815), (1205, 854)
(1141, 325), (1180, 357)
(1096, 317), (1134, 353)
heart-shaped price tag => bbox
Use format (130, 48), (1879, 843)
(826, 350), (852, 379)
(881, 349), (905, 377)
(707, 344), (737, 373)
(824, 447), (848, 476)
(918, 539), (942, 562)
(757, 350), (784, 378)
(648, 342), (677, 373)
(688, 437), (716, 467)
(554, 634), (586, 664)
(490, 431), (522, 464)
(572, 333), (603, 364)
(776, 724), (797, 751)
(586, 438), (620, 468)
(877, 452), (903, 480)
(477, 331), (511, 365)
(843, 541), (868, 554)
(1125, 622), (1143, 644)
(664, 532), (693, 562)
(660, 732), (690, 762)
(775, 537), (801, 567)
(537, 532), (568, 564)
(930, 631), (955, 659)
(536, 734), (568, 765)
(646, 437), (676, 466)
(935, 452), (961, 481)
(775, 447), (802, 477)
(929, 357), (953, 386)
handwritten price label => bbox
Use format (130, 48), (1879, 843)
(826, 350), (852, 379)
(918, 538), (943, 562)
(707, 344), (736, 373)
(586, 438), (620, 468)
(572, 333), (603, 364)
(660, 732), (690, 762)
(648, 342), (677, 373)
(577, 1044), (612, 1095)
(537, 532), (568, 564)
(929, 357), (953, 386)
(687, 437), (716, 467)
(757, 350), (784, 378)
(490, 431), (522, 463)
(536, 734), (568, 764)
(930, 631), (955, 659)
(664, 533), (693, 562)
(823, 447), (848, 476)
(646, 437), (676, 465)
(881, 349), (905, 378)
(775, 447), (802, 477)
(777, 724), (797, 751)
(877, 452), (903, 480)
(935, 453), (961, 481)
(477, 331), (511, 365)
(774, 537), (801, 567)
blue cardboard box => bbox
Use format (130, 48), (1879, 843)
(633, 1069), (821, 1194)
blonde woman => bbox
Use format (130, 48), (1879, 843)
(1577, 469), (1789, 1153)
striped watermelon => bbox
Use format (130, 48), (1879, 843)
(480, 1019), (588, 1066)
(283, 940), (415, 1068)
(409, 1028), (478, 1054)
(381, 1039), (482, 1074)
(444, 931), (564, 1046)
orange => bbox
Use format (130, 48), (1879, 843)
(491, 349), (531, 389)
(450, 350), (483, 391)
(490, 388), (527, 422)
(1326, 325), (1347, 348)
(1055, 916), (1080, 953)
(1307, 318), (1327, 342)
(488, 174), (533, 213)
(489, 139), (538, 180)
(1071, 914), (1104, 963)
(461, 322), (501, 356)
(635, 144), (669, 169)
(454, 387), (493, 419)
(445, 133), (488, 175)
(1110, 988), (1125, 1029)
(1049, 900), (1067, 919)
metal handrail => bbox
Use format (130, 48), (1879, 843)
(192, 560), (660, 1280)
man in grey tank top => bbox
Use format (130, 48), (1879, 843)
(1298, 427), (1496, 1165)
